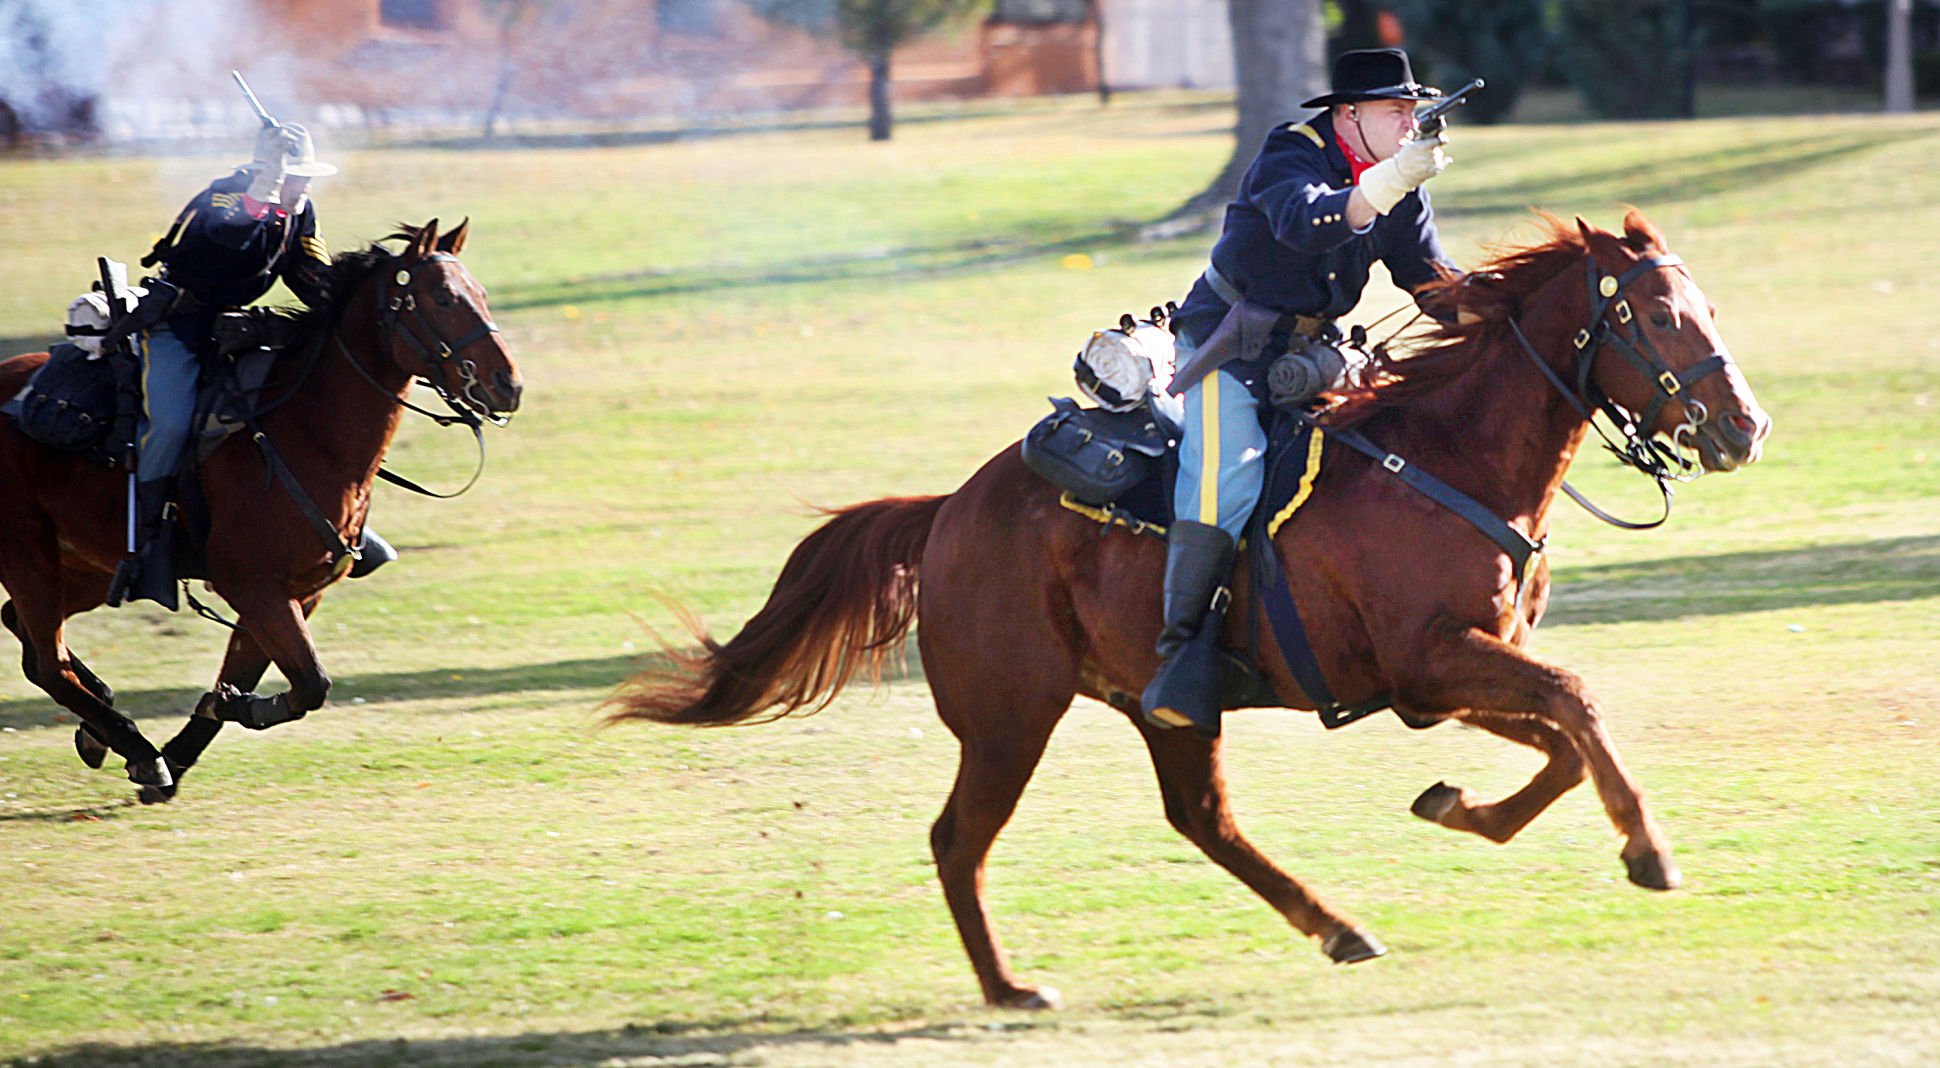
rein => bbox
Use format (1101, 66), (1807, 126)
(241, 249), (505, 575)
(1506, 253), (1730, 529)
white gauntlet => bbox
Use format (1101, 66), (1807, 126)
(1356, 134), (1448, 215)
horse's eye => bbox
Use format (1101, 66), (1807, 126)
(434, 289), (456, 307)
(1649, 311), (1672, 329)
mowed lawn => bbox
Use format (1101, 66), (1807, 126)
(1, 95), (1936, 1066)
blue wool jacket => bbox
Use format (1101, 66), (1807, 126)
(142, 169), (332, 353)
(1172, 114), (1455, 352)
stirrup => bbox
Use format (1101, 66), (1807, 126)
(349, 529), (398, 579)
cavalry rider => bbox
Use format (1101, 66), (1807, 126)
(109, 120), (396, 610)
(1143, 48), (1462, 735)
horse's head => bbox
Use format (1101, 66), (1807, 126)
(379, 219), (523, 422)
(1573, 210), (1770, 473)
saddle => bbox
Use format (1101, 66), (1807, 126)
(1025, 393), (1493, 729)
(2, 333), (282, 464)
(3, 336), (288, 589)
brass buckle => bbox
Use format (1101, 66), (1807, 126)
(1657, 370), (1681, 395)
(1573, 328), (1592, 350)
(1382, 454), (1406, 473)
(1616, 300), (1633, 324)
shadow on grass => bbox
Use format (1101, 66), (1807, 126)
(10, 1017), (1017, 1068)
(1440, 128), (1938, 223)
(1545, 532), (1940, 627)
(1, 333), (61, 357)
(1, 535), (1926, 729)
(0, 640), (929, 731)
(488, 223), (1151, 314)
(486, 125), (1940, 316)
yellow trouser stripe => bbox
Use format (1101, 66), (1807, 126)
(136, 333), (157, 458)
(1267, 429), (1327, 538)
(1197, 372), (1221, 524)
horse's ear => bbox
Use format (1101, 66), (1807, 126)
(411, 218), (440, 260)
(1620, 207), (1666, 254)
(436, 217), (470, 255)
(1575, 214), (1625, 264)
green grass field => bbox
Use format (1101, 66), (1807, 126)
(1, 93), (1937, 1066)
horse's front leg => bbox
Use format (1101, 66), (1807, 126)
(1408, 709), (1586, 843)
(138, 610), (295, 804)
(1135, 720), (1384, 963)
(1401, 629), (1679, 890)
(203, 589), (330, 731)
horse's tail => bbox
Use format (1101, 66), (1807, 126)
(606, 495), (948, 727)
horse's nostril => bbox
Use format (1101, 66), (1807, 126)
(1723, 412), (1759, 443)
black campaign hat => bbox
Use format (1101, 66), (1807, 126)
(1301, 48), (1442, 109)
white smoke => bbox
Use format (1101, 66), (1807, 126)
(0, 0), (311, 141)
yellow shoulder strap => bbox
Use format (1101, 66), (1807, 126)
(1285, 123), (1324, 149)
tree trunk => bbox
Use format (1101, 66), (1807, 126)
(868, 53), (893, 141)
(1170, 0), (1325, 221)
(1090, 0), (1111, 105)
(1885, 0), (1914, 114)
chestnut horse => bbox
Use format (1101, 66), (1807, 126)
(612, 211), (1771, 1008)
(0, 220), (521, 801)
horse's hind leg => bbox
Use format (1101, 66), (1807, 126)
(4, 597), (114, 767)
(0, 571), (168, 788)
(922, 629), (1073, 1009)
(1408, 630), (1679, 890)
(5, 597), (112, 704)
(1136, 721), (1383, 964)
(1411, 710), (1586, 844)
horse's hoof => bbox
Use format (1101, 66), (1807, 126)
(1321, 927), (1388, 964)
(74, 727), (108, 769)
(125, 757), (174, 790)
(1410, 781), (1462, 823)
(1624, 850), (1682, 891)
(137, 782), (177, 805)
(995, 985), (1063, 1011)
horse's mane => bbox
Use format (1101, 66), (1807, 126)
(278, 223), (429, 353)
(1324, 211), (1646, 428)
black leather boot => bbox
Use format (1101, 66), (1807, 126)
(1141, 520), (1236, 739)
(106, 480), (178, 612)
(349, 527), (397, 579)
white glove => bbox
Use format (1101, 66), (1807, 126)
(1356, 133), (1449, 216)
(245, 124), (295, 203)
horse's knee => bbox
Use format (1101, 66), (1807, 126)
(930, 812), (957, 862)
(288, 670), (331, 713)
(1160, 789), (1227, 844)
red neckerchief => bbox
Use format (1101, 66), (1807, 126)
(1338, 130), (1377, 185)
(239, 193), (288, 221)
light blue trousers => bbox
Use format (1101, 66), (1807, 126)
(1173, 367), (1267, 540)
(136, 327), (198, 484)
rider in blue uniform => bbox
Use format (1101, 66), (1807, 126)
(110, 121), (395, 610)
(1143, 49), (1462, 735)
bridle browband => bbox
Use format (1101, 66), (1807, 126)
(1507, 252), (1732, 529)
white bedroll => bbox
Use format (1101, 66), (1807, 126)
(64, 258), (145, 358)
(1074, 310), (1184, 425)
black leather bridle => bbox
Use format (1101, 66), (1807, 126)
(371, 252), (507, 429)
(1508, 253), (1732, 529)
(330, 251), (510, 499)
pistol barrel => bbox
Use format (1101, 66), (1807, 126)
(231, 70), (277, 129)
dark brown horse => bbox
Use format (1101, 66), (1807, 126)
(612, 210), (1771, 1008)
(0, 220), (521, 801)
